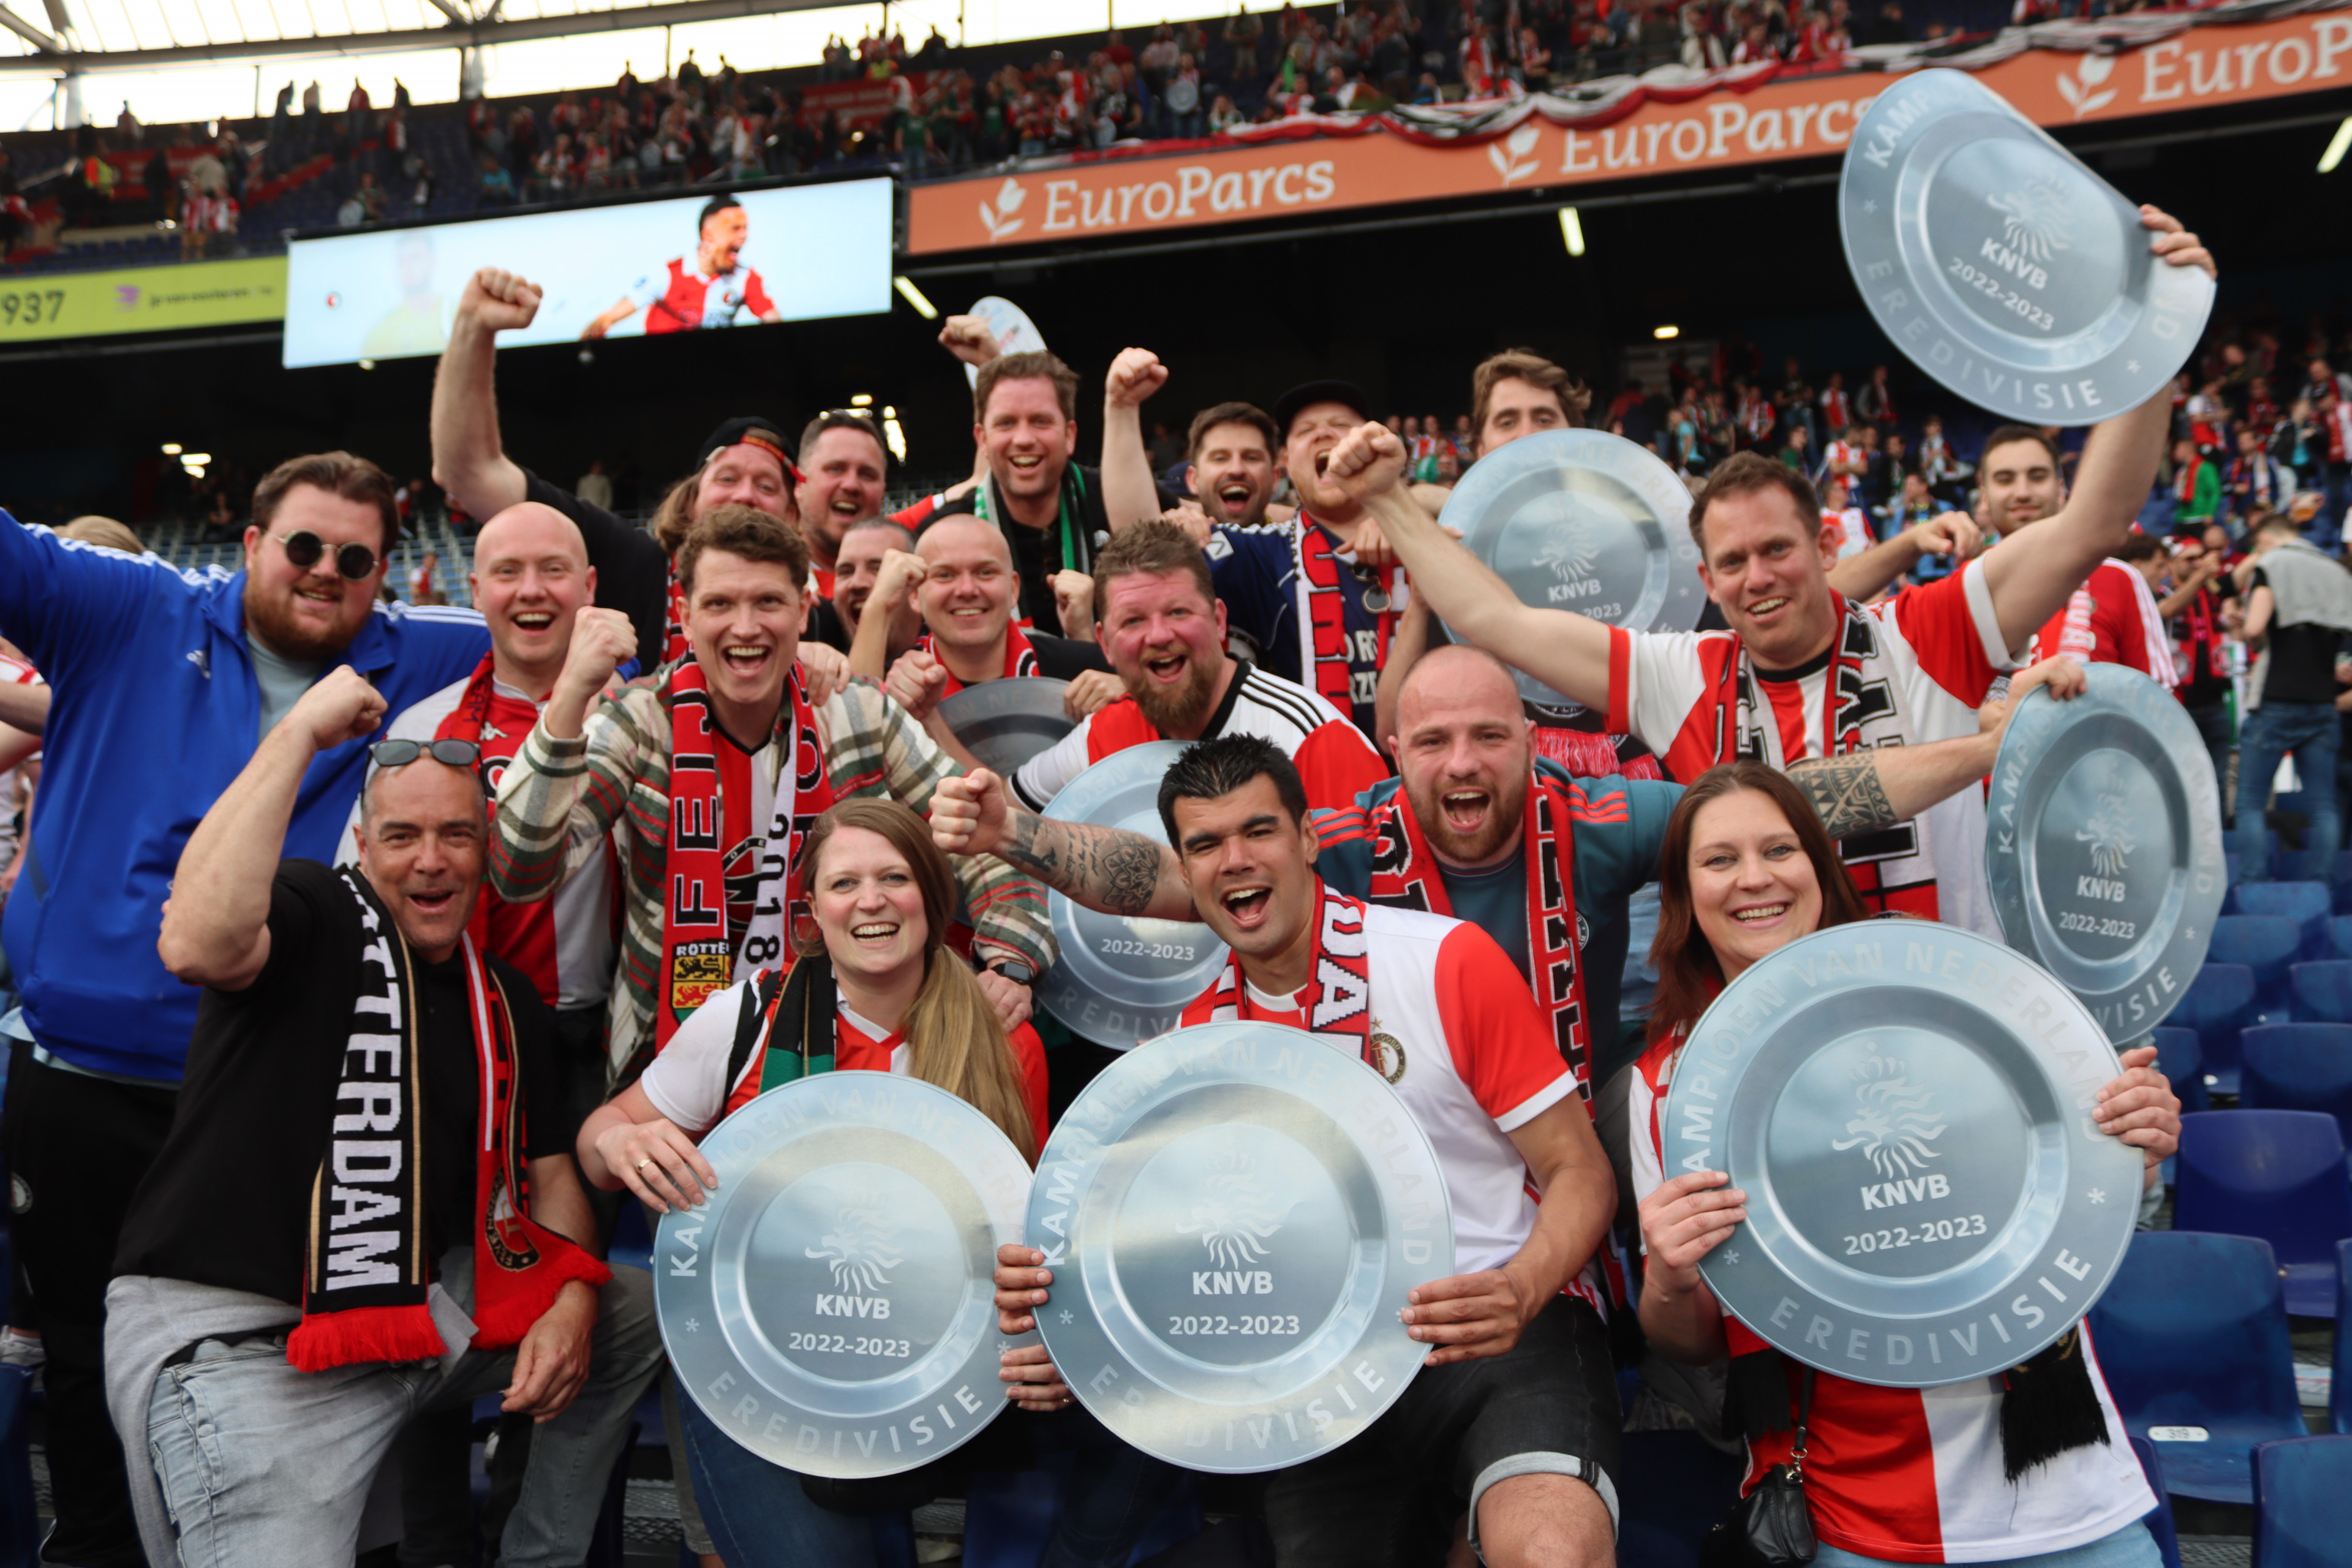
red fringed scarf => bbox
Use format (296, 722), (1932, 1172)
(288, 873), (609, 1373)
(922, 622), (1038, 699)
(1293, 514), (1398, 720)
(1366, 777), (1594, 1088)
(1179, 881), (1376, 1064)
(658, 659), (835, 1048)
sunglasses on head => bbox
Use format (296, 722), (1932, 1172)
(270, 529), (379, 581)
(369, 738), (483, 771)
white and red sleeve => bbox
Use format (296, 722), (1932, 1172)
(1292, 720), (1390, 813)
(637, 974), (761, 1136)
(1887, 556), (2020, 707)
(1431, 923), (1578, 1132)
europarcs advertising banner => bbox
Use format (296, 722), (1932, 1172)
(281, 176), (892, 369)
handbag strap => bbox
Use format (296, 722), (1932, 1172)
(1790, 1368), (1816, 1478)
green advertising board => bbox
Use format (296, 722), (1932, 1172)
(0, 254), (286, 345)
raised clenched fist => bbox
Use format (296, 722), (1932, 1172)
(459, 267), (545, 334)
(1104, 347), (1169, 410)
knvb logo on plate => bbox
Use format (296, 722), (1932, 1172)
(2075, 790), (2136, 881)
(1534, 521), (1604, 605)
(808, 1187), (904, 1317)
(978, 176), (1027, 242)
(1832, 1046), (1953, 1209)
(1177, 1145), (1289, 1294)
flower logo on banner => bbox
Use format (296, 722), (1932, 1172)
(1487, 121), (1542, 185)
(2054, 51), (2117, 119)
(114, 285), (141, 312)
(978, 176), (1027, 241)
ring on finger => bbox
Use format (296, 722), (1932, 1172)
(636, 1156), (655, 1172)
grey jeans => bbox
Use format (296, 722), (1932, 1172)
(142, 1267), (661, 1567)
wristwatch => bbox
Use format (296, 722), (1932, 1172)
(979, 957), (1037, 987)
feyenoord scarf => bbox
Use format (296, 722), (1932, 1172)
(658, 658), (835, 1049)
(1292, 514), (1398, 719)
(1181, 881), (1389, 1074)
(922, 621), (1038, 699)
(716, 953), (850, 1118)
(287, 872), (609, 1373)
(1366, 777), (1593, 1086)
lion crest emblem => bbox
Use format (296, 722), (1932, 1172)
(805, 1188), (905, 1295)
(1828, 1046), (1947, 1180)
(1173, 1145), (1290, 1270)
(2074, 790), (2135, 879)
(1986, 178), (2075, 264)
(1534, 523), (1600, 584)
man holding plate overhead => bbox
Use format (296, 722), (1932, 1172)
(1335, 207), (2215, 937)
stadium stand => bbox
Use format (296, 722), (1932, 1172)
(2240, 1024), (2352, 1148)
(2174, 1110), (2352, 1318)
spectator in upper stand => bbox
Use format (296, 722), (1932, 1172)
(2228, 424), (2294, 527)
(2172, 435), (2221, 537)
(575, 458), (614, 512)
(2233, 511), (2352, 882)
(2320, 384), (2352, 548)
(1164, 52), (1204, 135)
(1856, 362), (1899, 430)
(1818, 368), (1852, 432)
(1227, 4), (1265, 77)
(1681, 5), (1729, 69)
(1777, 421), (1813, 475)
(477, 153), (516, 206)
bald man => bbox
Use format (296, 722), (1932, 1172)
(851, 513), (1109, 747)
(345, 500), (627, 1095)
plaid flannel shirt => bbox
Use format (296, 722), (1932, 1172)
(488, 668), (1055, 1082)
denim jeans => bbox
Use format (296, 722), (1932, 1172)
(142, 1267), (663, 1567)
(679, 1382), (1183, 1568)
(2235, 699), (2342, 881)
(1812, 1518), (2158, 1568)
(2184, 699), (2232, 823)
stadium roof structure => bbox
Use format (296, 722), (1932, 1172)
(0, 0), (847, 73)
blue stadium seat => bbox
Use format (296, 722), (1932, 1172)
(2175, 963), (2258, 1094)
(2328, 851), (2352, 916)
(873, 1512), (918, 1568)
(1619, 1428), (1746, 1567)
(2086, 1231), (2304, 1504)
(2252, 1435), (2352, 1568)
(2228, 827), (2278, 881)
(2291, 962), (2352, 1024)
(2331, 917), (2352, 960)
(2174, 1110), (2352, 1317)
(2241, 1024), (2352, 1147)
(2335, 1241), (2352, 1436)
(2211, 916), (2305, 1027)
(2275, 850), (2336, 887)
(2234, 884), (2335, 960)
(2129, 1436), (2185, 1568)
(2149, 1026), (2211, 1115)
(960, 1454), (1202, 1568)
(0, 1366), (34, 1568)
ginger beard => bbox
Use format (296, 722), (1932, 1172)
(1097, 570), (1227, 734)
(1393, 652), (1533, 866)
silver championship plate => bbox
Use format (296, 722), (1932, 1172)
(1031, 1022), (1452, 1471)
(1035, 741), (1228, 1050)
(1839, 69), (2214, 428)
(656, 1074), (1032, 1476)
(1986, 663), (2224, 1042)
(1435, 429), (1705, 712)
(1663, 923), (2141, 1387)
(937, 677), (1075, 775)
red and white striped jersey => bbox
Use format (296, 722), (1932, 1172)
(345, 673), (619, 1012)
(1605, 561), (2016, 933)
(1627, 1036), (2155, 1563)
(2032, 560), (2176, 687)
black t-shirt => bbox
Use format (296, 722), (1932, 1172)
(806, 595), (852, 654)
(2253, 567), (2348, 706)
(521, 468), (677, 666)
(925, 465), (1176, 630)
(1027, 630), (1112, 680)
(114, 860), (568, 1303)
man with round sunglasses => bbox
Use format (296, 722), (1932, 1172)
(0, 452), (492, 1568)
(432, 265), (798, 666)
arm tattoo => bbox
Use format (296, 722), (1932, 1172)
(1000, 812), (1172, 918)
(1788, 753), (1899, 840)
